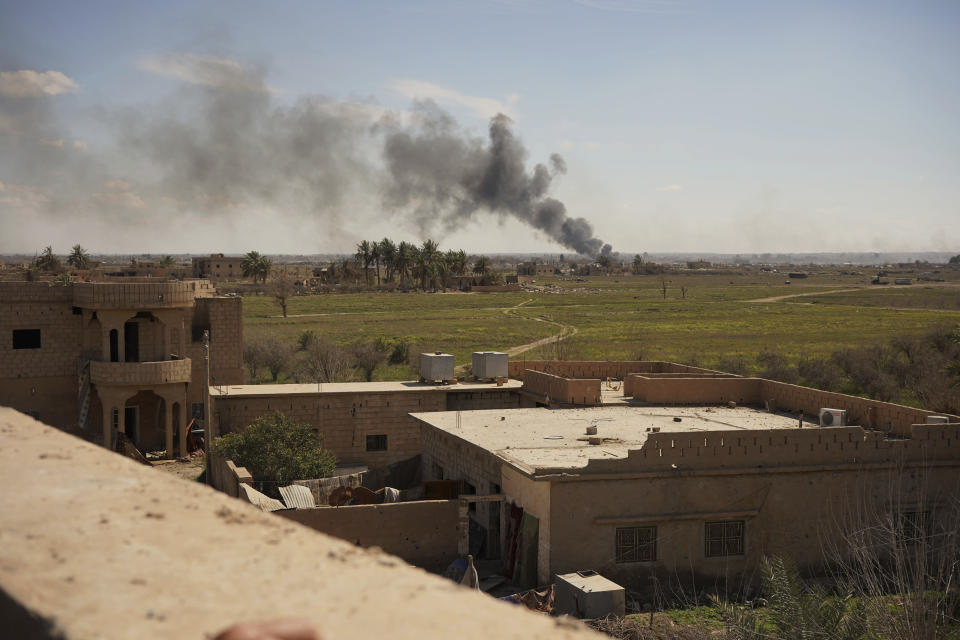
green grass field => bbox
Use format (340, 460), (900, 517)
(241, 272), (960, 381)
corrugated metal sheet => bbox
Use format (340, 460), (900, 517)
(279, 484), (316, 509)
(239, 484), (285, 511)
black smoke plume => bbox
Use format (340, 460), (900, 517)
(0, 54), (613, 256)
(382, 104), (612, 256)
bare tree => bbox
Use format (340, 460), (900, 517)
(298, 337), (351, 383)
(660, 278), (668, 300)
(244, 336), (295, 383)
(271, 267), (294, 318)
(352, 340), (387, 382)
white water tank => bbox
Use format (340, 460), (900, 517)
(420, 352), (454, 382)
(819, 408), (846, 427)
(472, 351), (508, 379)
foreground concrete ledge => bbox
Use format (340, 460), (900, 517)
(0, 408), (600, 640)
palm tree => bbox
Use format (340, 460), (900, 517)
(472, 256), (489, 276)
(35, 246), (61, 272)
(370, 240), (382, 287)
(355, 240), (373, 286)
(379, 238), (397, 282)
(67, 245), (90, 270)
(242, 251), (271, 284)
(159, 255), (176, 269)
(394, 241), (414, 286)
(632, 254), (644, 274)
(415, 240), (440, 290)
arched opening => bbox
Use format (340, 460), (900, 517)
(123, 391), (164, 452)
(109, 329), (119, 362)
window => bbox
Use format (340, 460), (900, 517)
(365, 434), (387, 451)
(12, 329), (41, 349)
(616, 526), (657, 563)
(705, 520), (745, 557)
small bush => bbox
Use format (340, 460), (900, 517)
(212, 412), (337, 483)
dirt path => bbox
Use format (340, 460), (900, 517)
(745, 288), (864, 303)
(500, 298), (578, 358)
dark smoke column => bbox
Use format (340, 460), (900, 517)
(382, 106), (613, 257)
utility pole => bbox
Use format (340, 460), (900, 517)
(203, 330), (212, 485)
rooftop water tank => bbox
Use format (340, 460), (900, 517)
(472, 351), (508, 379)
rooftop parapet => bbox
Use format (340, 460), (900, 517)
(89, 358), (192, 386)
(0, 408), (601, 640)
(73, 280), (214, 309)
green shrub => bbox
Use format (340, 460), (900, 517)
(211, 412), (336, 483)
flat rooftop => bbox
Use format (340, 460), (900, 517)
(413, 405), (812, 473)
(210, 379), (523, 397)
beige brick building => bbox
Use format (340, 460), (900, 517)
(0, 280), (243, 456)
(191, 253), (246, 280)
(412, 365), (960, 591)
(210, 380), (530, 468)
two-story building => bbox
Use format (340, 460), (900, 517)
(0, 279), (243, 457)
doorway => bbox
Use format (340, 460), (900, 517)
(124, 406), (138, 444)
(124, 321), (139, 362)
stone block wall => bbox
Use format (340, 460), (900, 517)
(507, 360), (720, 379)
(0, 283), (82, 429)
(209, 454), (253, 497)
(213, 387), (521, 468)
(278, 500), (460, 571)
(623, 375), (959, 435)
(523, 369), (602, 405)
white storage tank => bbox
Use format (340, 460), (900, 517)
(554, 571), (625, 619)
(472, 351), (508, 379)
(420, 352), (455, 383)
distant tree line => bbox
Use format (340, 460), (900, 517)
(352, 238), (500, 290)
(243, 331), (421, 385)
(714, 325), (960, 414)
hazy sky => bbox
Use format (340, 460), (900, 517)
(1, 0), (958, 255)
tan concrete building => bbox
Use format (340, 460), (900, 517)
(210, 379), (530, 468)
(0, 279), (243, 456)
(413, 368), (960, 591)
(191, 253), (246, 280)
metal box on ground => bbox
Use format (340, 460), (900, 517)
(472, 351), (508, 379)
(554, 570), (625, 619)
(420, 352), (455, 383)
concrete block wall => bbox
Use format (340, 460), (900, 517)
(214, 387), (521, 468)
(215, 390), (447, 467)
(0, 284), (82, 429)
(278, 500), (460, 571)
(209, 454), (253, 497)
(508, 360), (721, 379)
(625, 375), (762, 404)
(523, 369), (602, 405)
(567, 424), (960, 476)
(624, 375), (959, 435)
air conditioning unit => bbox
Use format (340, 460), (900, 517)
(925, 415), (950, 424)
(554, 571), (625, 619)
(419, 352), (454, 383)
(472, 351), (508, 379)
(819, 408), (846, 427)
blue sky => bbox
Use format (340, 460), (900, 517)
(1, 0), (958, 255)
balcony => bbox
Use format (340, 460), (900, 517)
(73, 281), (214, 310)
(89, 358), (192, 387)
